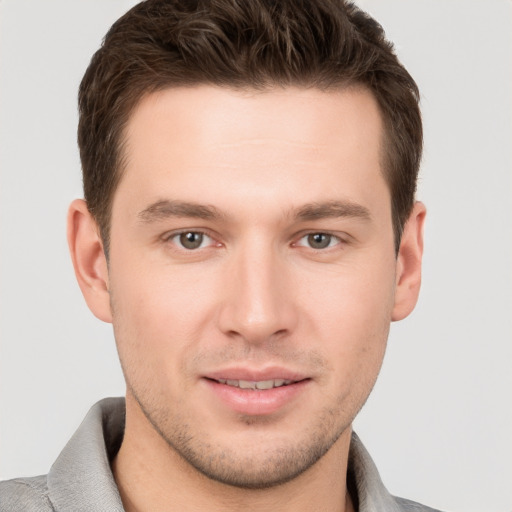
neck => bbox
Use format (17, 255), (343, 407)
(112, 395), (355, 512)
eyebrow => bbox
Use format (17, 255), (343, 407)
(137, 199), (371, 224)
(137, 200), (224, 223)
(294, 200), (371, 222)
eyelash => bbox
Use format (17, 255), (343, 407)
(163, 230), (346, 252)
(293, 232), (344, 251)
(164, 230), (218, 251)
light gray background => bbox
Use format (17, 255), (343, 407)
(1, 1), (510, 511)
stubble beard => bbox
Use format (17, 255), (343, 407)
(111, 290), (387, 490)
(127, 381), (357, 490)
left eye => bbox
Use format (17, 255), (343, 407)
(172, 231), (213, 250)
(297, 233), (340, 250)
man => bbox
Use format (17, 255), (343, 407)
(1, 1), (437, 510)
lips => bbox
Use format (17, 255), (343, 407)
(215, 378), (294, 390)
(203, 369), (310, 415)
(204, 367), (307, 384)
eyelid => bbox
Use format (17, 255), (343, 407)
(162, 228), (220, 248)
(292, 230), (348, 249)
(159, 228), (350, 250)
(163, 228), (207, 240)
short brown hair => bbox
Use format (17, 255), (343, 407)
(78, 0), (422, 255)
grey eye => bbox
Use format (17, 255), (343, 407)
(178, 232), (205, 250)
(307, 233), (332, 249)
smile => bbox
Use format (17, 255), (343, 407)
(215, 378), (294, 390)
(203, 373), (311, 415)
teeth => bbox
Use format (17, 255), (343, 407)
(238, 380), (254, 389)
(217, 378), (293, 390)
(255, 380), (274, 390)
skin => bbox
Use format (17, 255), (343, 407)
(68, 85), (425, 512)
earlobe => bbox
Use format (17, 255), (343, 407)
(391, 201), (426, 322)
(67, 199), (112, 323)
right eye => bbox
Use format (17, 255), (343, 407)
(169, 231), (214, 250)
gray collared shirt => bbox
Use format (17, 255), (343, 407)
(0, 397), (443, 511)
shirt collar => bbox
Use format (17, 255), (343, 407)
(47, 397), (125, 511)
(46, 397), (401, 512)
(348, 432), (403, 512)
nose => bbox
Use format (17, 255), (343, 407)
(217, 239), (298, 345)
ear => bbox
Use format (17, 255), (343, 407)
(391, 201), (426, 321)
(67, 199), (112, 323)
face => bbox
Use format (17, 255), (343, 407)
(106, 86), (399, 487)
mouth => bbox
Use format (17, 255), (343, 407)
(211, 378), (295, 390)
(203, 373), (310, 415)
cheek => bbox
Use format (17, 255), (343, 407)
(299, 258), (395, 383)
(109, 259), (222, 380)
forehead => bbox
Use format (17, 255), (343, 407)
(123, 84), (383, 156)
(115, 85), (387, 219)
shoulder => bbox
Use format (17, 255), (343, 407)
(0, 475), (54, 512)
(394, 495), (446, 512)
